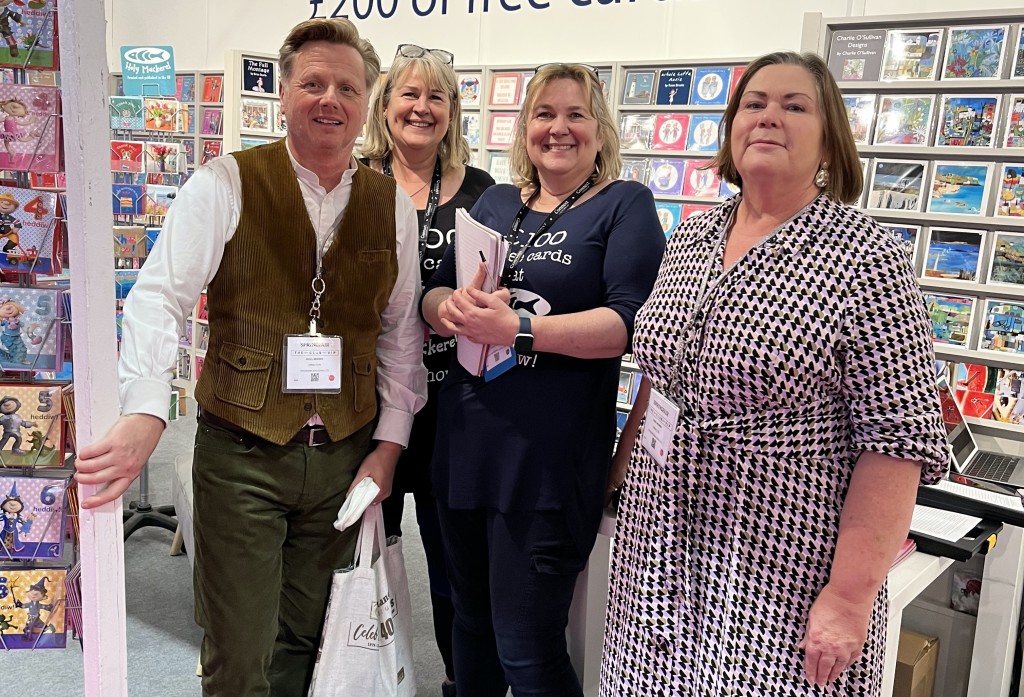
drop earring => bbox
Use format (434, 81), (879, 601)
(814, 164), (829, 188)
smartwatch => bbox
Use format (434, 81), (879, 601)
(513, 316), (533, 354)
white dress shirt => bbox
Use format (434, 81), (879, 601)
(119, 143), (427, 447)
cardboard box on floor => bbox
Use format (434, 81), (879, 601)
(893, 629), (939, 697)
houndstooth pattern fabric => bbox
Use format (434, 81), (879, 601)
(600, 193), (949, 696)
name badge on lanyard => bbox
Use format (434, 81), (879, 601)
(643, 387), (681, 467)
(282, 319), (344, 394)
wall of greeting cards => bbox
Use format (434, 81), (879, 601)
(806, 9), (1024, 442)
(0, 0), (79, 657)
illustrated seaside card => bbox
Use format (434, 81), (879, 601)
(0, 284), (62, 372)
(866, 159), (926, 211)
(240, 99), (271, 132)
(654, 202), (681, 238)
(487, 113), (517, 148)
(995, 164), (1024, 217)
(843, 94), (877, 144)
(242, 58), (275, 95)
(144, 141), (181, 174)
(0, 0), (56, 70)
(109, 96), (144, 130)
(872, 95), (935, 145)
(686, 114), (722, 152)
(880, 224), (921, 266)
(619, 114), (655, 150)
(461, 113), (480, 148)
(1005, 95), (1024, 148)
(1, 474), (69, 558)
(109, 141), (143, 173)
(1015, 26), (1024, 79)
(934, 94), (999, 147)
(828, 29), (886, 82)
(488, 153), (511, 185)
(921, 227), (984, 282)
(655, 69), (692, 106)
(0, 84), (59, 172)
(987, 231), (1024, 286)
(880, 29), (943, 81)
(0, 186), (57, 273)
(652, 114), (689, 151)
(622, 70), (655, 105)
(923, 293), (975, 346)
(489, 73), (523, 108)
(942, 25), (1008, 80)
(981, 300), (1024, 353)
(620, 157), (649, 185)
(927, 161), (993, 216)
(682, 160), (721, 198)
(689, 67), (730, 107)
(0, 566), (67, 649)
(648, 158), (686, 197)
(458, 74), (482, 107)
(273, 102), (287, 135)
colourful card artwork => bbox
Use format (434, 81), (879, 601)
(110, 96), (144, 131)
(719, 179), (740, 199)
(0, 185), (56, 273)
(995, 164), (1024, 217)
(202, 107), (223, 136)
(489, 73), (524, 108)
(921, 227), (983, 282)
(987, 231), (1024, 286)
(1014, 26), (1024, 79)
(182, 139), (195, 166)
(934, 94), (999, 147)
(654, 202), (681, 238)
(942, 25), (1008, 80)
(648, 159), (685, 197)
(879, 224), (921, 267)
(872, 95), (935, 145)
(145, 184), (177, 218)
(686, 114), (722, 152)
(112, 184), (145, 215)
(619, 157), (648, 185)
(0, 284), (62, 372)
(682, 203), (714, 220)
(458, 74), (482, 107)
(0, 84), (59, 171)
(242, 58), (276, 95)
(923, 293), (974, 346)
(981, 300), (1024, 353)
(619, 114), (654, 150)
(144, 141), (181, 174)
(866, 159), (926, 211)
(728, 66), (747, 97)
(202, 75), (223, 103)
(681, 160), (721, 198)
(273, 101), (287, 134)
(200, 140), (222, 165)
(110, 140), (143, 172)
(843, 95), (876, 145)
(240, 99), (271, 132)
(488, 153), (511, 185)
(880, 29), (943, 81)
(0, 0), (56, 70)
(143, 97), (181, 132)
(655, 69), (692, 106)
(651, 114), (689, 151)
(622, 70), (655, 105)
(1004, 95), (1024, 148)
(177, 74), (196, 103)
(927, 161), (993, 216)
(1, 474), (68, 558)
(0, 566), (67, 649)
(486, 113), (517, 148)
(689, 67), (730, 106)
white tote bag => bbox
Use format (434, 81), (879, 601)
(308, 504), (416, 697)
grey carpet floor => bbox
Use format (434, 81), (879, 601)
(3, 402), (448, 696)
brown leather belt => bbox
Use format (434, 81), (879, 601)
(199, 410), (333, 447)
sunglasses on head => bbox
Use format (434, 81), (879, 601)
(534, 63), (600, 77)
(396, 44), (454, 65)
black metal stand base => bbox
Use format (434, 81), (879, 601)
(122, 501), (177, 540)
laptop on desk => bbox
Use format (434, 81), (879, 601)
(937, 381), (1024, 488)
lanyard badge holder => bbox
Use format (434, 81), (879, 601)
(282, 261), (344, 394)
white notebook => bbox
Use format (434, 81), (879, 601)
(454, 208), (509, 376)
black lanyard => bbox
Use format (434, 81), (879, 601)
(383, 155), (442, 262)
(501, 174), (595, 286)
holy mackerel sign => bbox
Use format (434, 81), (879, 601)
(120, 46), (177, 97)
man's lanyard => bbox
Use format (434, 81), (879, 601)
(383, 155), (442, 262)
(500, 173), (595, 286)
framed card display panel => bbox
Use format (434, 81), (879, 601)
(810, 8), (1024, 447)
(222, 50), (284, 157)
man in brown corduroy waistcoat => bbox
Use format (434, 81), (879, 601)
(77, 18), (427, 697)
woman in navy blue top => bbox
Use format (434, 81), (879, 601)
(422, 63), (665, 697)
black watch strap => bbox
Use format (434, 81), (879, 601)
(513, 316), (533, 354)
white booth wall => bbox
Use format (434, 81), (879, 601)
(106, 0), (1023, 73)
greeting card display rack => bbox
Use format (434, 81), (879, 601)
(806, 9), (1024, 443)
